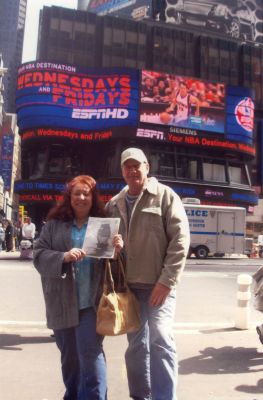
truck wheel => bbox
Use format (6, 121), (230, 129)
(187, 248), (193, 258)
(195, 246), (209, 259)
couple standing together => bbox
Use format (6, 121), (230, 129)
(33, 147), (190, 400)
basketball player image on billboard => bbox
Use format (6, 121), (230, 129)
(160, 81), (200, 126)
(140, 70), (225, 133)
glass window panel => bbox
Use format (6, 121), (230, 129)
(60, 20), (73, 33)
(75, 21), (85, 32)
(203, 161), (226, 182)
(50, 17), (59, 30)
(176, 156), (201, 180)
(148, 152), (175, 177)
(229, 164), (249, 185)
(113, 29), (124, 44)
(103, 28), (112, 46)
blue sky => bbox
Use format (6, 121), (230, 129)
(22, 0), (77, 63)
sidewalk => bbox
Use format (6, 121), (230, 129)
(1, 254), (263, 399)
(0, 250), (21, 260)
(1, 322), (263, 399)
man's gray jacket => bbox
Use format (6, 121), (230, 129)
(33, 219), (103, 330)
(106, 177), (190, 288)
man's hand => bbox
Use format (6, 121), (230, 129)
(112, 234), (124, 254)
(149, 282), (171, 307)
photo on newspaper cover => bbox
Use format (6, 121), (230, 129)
(82, 217), (120, 259)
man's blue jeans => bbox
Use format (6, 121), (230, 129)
(54, 307), (107, 400)
(126, 287), (177, 400)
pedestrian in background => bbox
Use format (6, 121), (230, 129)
(22, 217), (36, 241)
(14, 220), (23, 250)
(33, 175), (123, 400)
(106, 148), (190, 400)
(5, 220), (14, 252)
(0, 222), (5, 251)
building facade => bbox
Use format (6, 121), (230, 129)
(0, 0), (27, 112)
(0, 113), (21, 221)
(15, 5), (262, 234)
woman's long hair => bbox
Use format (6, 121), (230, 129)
(47, 175), (106, 221)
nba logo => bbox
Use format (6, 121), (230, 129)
(235, 97), (254, 132)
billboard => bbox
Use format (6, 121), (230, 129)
(16, 62), (139, 131)
(140, 70), (225, 133)
(80, 0), (263, 43)
(15, 178), (258, 205)
(226, 86), (254, 144)
(78, 0), (90, 10)
(87, 0), (151, 19)
(0, 135), (14, 191)
(165, 0), (262, 43)
(16, 63), (255, 152)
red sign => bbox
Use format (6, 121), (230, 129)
(166, 133), (255, 156)
(21, 128), (113, 142)
(20, 194), (63, 202)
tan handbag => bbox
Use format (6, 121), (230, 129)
(96, 257), (141, 336)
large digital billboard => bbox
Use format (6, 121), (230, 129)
(226, 86), (254, 144)
(165, 0), (262, 43)
(140, 70), (225, 133)
(86, 0), (151, 19)
(16, 62), (139, 131)
(16, 63), (255, 152)
(140, 70), (255, 145)
(0, 135), (14, 191)
(81, 0), (263, 43)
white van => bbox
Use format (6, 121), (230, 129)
(184, 204), (246, 258)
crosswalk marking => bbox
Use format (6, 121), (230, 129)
(0, 320), (261, 335)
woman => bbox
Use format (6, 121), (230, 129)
(33, 175), (123, 400)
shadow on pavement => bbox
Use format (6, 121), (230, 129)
(179, 346), (263, 375)
(0, 333), (55, 351)
(236, 378), (263, 395)
(200, 327), (238, 334)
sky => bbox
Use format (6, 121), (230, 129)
(22, 0), (78, 63)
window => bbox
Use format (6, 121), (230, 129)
(176, 155), (201, 180)
(203, 159), (226, 182)
(60, 20), (73, 38)
(22, 144), (82, 179)
(148, 151), (175, 177)
(50, 17), (59, 30)
(229, 164), (249, 185)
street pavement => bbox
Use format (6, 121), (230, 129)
(1, 252), (263, 400)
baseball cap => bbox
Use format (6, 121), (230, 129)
(121, 148), (148, 166)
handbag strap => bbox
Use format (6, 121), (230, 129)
(103, 256), (128, 293)
(116, 255), (129, 289)
(103, 259), (116, 293)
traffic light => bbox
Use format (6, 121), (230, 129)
(19, 205), (24, 220)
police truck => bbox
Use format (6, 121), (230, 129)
(183, 200), (246, 259)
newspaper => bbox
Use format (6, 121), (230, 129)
(82, 217), (120, 259)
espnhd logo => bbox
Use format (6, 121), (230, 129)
(235, 97), (254, 132)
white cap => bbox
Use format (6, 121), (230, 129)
(121, 148), (148, 166)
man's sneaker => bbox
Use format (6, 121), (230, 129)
(256, 325), (263, 345)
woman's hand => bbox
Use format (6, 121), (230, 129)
(64, 248), (86, 263)
(112, 234), (124, 254)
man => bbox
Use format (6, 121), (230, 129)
(22, 217), (36, 240)
(106, 147), (190, 400)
